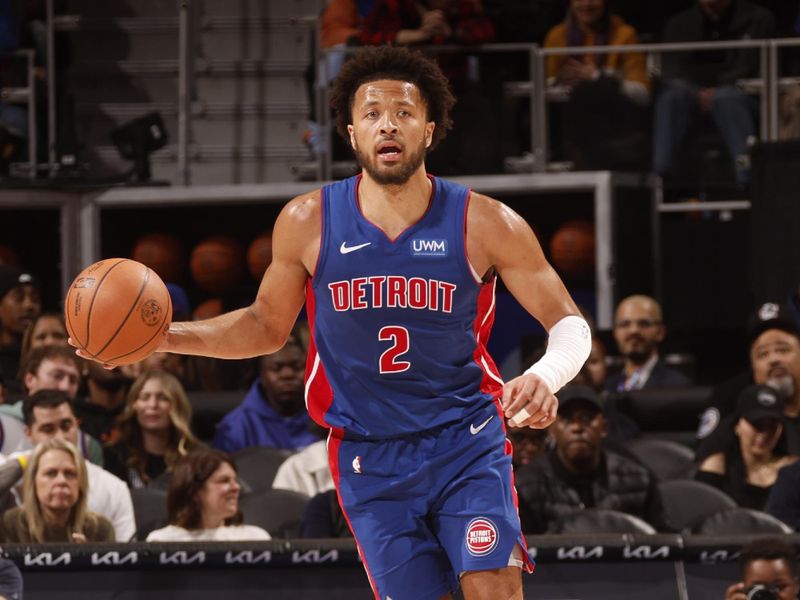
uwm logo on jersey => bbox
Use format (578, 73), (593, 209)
(411, 238), (447, 256)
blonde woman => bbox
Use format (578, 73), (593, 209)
(0, 439), (114, 542)
(104, 370), (201, 488)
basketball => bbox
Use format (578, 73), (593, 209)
(131, 232), (184, 283)
(64, 258), (172, 367)
(190, 235), (245, 294)
(549, 220), (596, 277)
(246, 231), (273, 280)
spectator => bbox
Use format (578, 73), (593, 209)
(766, 460), (800, 530)
(0, 558), (22, 600)
(724, 537), (799, 600)
(654, 0), (775, 184)
(696, 384), (798, 510)
(298, 489), (352, 538)
(0, 266), (40, 391)
(515, 385), (667, 533)
(104, 370), (201, 489)
(19, 389), (135, 541)
(543, 0), (651, 170)
(697, 302), (800, 461)
(272, 423), (333, 497)
(17, 311), (67, 376)
(507, 424), (547, 470)
(213, 337), (316, 453)
(0, 438), (114, 543)
(607, 295), (691, 392)
(74, 359), (133, 443)
(146, 448), (270, 542)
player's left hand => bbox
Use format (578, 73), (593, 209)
(501, 373), (558, 429)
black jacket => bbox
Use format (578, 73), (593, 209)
(661, 0), (775, 87)
(516, 448), (668, 534)
(605, 357), (692, 393)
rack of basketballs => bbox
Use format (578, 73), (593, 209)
(129, 231), (273, 321)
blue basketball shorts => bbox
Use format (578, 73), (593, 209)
(328, 402), (535, 600)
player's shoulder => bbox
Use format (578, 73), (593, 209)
(274, 188), (322, 235)
(467, 190), (524, 235)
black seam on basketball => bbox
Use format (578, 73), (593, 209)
(94, 266), (150, 360)
(80, 258), (128, 357)
(104, 285), (172, 364)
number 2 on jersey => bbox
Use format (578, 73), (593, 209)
(378, 326), (411, 373)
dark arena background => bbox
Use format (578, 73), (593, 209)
(2, 0), (800, 598)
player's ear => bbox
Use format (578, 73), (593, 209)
(425, 121), (435, 148)
(347, 124), (356, 150)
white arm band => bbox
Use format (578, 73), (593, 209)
(524, 315), (592, 394)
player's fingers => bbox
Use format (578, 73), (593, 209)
(509, 383), (548, 426)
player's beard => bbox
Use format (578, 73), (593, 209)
(354, 137), (427, 186)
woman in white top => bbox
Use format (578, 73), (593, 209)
(147, 448), (270, 542)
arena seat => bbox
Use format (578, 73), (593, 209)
(657, 479), (737, 533)
(130, 487), (168, 541)
(624, 438), (696, 481)
(232, 445), (295, 492)
(690, 507), (794, 535)
(612, 386), (712, 447)
(238, 488), (310, 538)
(554, 509), (657, 535)
(187, 390), (243, 442)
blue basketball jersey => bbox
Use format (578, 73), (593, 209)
(305, 174), (504, 438)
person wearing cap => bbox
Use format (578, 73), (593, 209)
(606, 295), (691, 393)
(696, 384), (798, 510)
(696, 301), (800, 463)
(0, 265), (41, 392)
(515, 384), (667, 534)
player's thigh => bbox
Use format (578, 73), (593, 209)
(461, 566), (523, 600)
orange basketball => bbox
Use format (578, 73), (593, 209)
(190, 235), (245, 294)
(64, 259), (172, 367)
(131, 232), (184, 283)
(193, 297), (224, 320)
(549, 220), (596, 277)
(246, 231), (273, 280)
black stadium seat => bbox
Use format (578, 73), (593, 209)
(657, 479), (737, 533)
(691, 507), (794, 535)
(187, 390), (243, 442)
(130, 487), (168, 541)
(555, 509), (657, 534)
(624, 438), (696, 481)
(232, 445), (295, 492)
(238, 488), (311, 538)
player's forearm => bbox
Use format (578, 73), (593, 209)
(163, 306), (283, 359)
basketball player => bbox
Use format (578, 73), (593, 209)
(79, 46), (591, 599)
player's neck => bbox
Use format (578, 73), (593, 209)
(358, 169), (433, 236)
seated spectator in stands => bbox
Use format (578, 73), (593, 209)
(697, 302), (800, 461)
(73, 359), (133, 443)
(0, 558), (22, 600)
(17, 312), (67, 377)
(607, 295), (691, 392)
(0, 266), (40, 394)
(724, 537), (799, 600)
(766, 460), (800, 530)
(19, 389), (135, 541)
(654, 0), (775, 184)
(507, 424), (547, 471)
(515, 385), (667, 533)
(697, 384), (798, 510)
(298, 488), (352, 538)
(146, 448), (270, 542)
(0, 439), (114, 542)
(105, 370), (201, 489)
(213, 336), (317, 453)
(543, 0), (651, 170)
(272, 423), (333, 497)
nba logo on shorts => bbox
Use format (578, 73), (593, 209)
(465, 517), (498, 557)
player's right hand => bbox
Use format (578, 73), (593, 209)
(67, 337), (115, 370)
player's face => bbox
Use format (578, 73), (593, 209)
(550, 400), (607, 470)
(133, 377), (173, 433)
(260, 344), (305, 416)
(751, 330), (800, 396)
(0, 284), (41, 336)
(743, 559), (799, 600)
(30, 316), (68, 349)
(735, 417), (782, 458)
(613, 299), (664, 364)
(27, 403), (80, 446)
(35, 449), (80, 516)
(347, 79), (435, 186)
(26, 358), (82, 399)
(198, 461), (240, 527)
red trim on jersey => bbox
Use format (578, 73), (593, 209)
(471, 278), (503, 399)
(354, 173), (437, 243)
(304, 281), (337, 430)
(327, 433), (382, 598)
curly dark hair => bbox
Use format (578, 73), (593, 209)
(739, 538), (798, 576)
(329, 46), (456, 150)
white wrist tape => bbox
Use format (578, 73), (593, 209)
(524, 314), (592, 395)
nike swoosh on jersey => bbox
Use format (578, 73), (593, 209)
(340, 241), (372, 254)
(470, 415), (494, 435)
